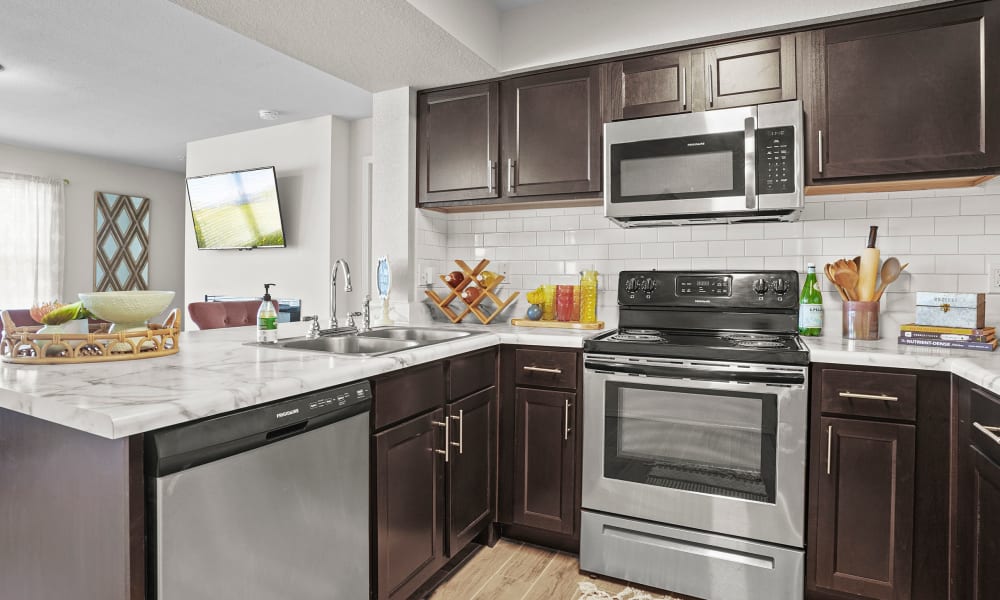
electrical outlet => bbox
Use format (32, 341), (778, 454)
(990, 264), (1000, 292)
(494, 262), (509, 278)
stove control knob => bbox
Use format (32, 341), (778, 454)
(752, 278), (769, 295)
(640, 279), (655, 292)
(625, 278), (637, 292)
(772, 278), (789, 295)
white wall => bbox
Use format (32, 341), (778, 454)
(345, 118), (373, 313)
(498, 0), (938, 71)
(372, 88), (418, 321)
(185, 115), (352, 325)
(0, 142), (186, 311)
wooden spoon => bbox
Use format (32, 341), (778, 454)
(824, 263), (848, 301)
(832, 268), (860, 301)
(873, 257), (908, 301)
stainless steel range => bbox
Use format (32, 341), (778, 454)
(581, 270), (809, 600)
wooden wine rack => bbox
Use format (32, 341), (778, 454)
(425, 259), (519, 325)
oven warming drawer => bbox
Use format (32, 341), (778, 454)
(581, 511), (803, 600)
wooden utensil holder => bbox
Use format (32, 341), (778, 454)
(425, 259), (519, 325)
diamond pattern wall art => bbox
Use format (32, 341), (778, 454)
(94, 192), (150, 291)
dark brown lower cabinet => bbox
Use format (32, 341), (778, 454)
(375, 409), (447, 600)
(813, 417), (915, 600)
(955, 382), (1000, 600)
(512, 387), (576, 534)
(446, 387), (496, 553)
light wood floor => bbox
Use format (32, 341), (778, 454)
(426, 539), (679, 600)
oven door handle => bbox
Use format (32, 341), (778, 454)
(584, 361), (805, 385)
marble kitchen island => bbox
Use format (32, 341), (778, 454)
(0, 321), (600, 600)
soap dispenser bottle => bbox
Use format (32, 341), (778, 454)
(257, 283), (278, 343)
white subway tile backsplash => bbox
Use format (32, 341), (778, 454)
(674, 242), (709, 258)
(691, 225), (728, 241)
(433, 186), (995, 313)
(935, 215), (984, 235)
(823, 200), (867, 220)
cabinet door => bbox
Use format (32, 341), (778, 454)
(813, 417), (915, 600)
(608, 51), (694, 120)
(804, 2), (1000, 181)
(501, 66), (602, 198)
(418, 83), (499, 204)
(962, 447), (1000, 600)
(703, 35), (796, 110)
(446, 387), (496, 554)
(512, 387), (576, 534)
(375, 409), (447, 600)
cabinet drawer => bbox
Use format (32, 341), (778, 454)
(373, 362), (446, 430)
(449, 349), (496, 401)
(515, 349), (578, 390)
(820, 368), (916, 421)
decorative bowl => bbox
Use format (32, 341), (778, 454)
(79, 291), (175, 333)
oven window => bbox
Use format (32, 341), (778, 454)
(604, 382), (777, 503)
(620, 151), (734, 197)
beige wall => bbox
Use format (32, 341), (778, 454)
(0, 142), (186, 311)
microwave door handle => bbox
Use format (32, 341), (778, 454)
(744, 116), (757, 210)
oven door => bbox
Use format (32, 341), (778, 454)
(604, 107), (757, 220)
(582, 355), (807, 548)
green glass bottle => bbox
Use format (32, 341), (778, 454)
(798, 263), (823, 336)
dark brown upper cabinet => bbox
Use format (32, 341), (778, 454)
(801, 1), (1000, 182)
(501, 66), (602, 198)
(418, 83), (499, 204)
(703, 35), (796, 110)
(606, 50), (695, 120)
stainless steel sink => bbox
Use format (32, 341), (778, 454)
(265, 326), (483, 357)
(358, 327), (476, 343)
(280, 336), (419, 356)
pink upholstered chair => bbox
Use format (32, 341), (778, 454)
(188, 300), (279, 330)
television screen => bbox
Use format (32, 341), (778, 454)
(186, 166), (286, 249)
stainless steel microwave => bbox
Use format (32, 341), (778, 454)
(604, 100), (803, 227)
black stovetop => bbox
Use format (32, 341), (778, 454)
(584, 270), (811, 366)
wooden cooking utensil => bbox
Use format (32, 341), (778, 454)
(833, 268), (860, 301)
(824, 263), (849, 301)
(857, 226), (880, 301)
(873, 258), (908, 302)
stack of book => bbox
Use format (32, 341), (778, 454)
(898, 324), (997, 351)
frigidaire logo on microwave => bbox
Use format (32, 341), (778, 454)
(276, 408), (300, 419)
(686, 142), (706, 146)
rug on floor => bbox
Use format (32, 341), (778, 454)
(576, 581), (680, 600)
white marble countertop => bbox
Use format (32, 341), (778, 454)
(0, 321), (602, 439)
(803, 312), (1000, 395)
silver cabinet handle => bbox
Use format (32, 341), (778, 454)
(507, 158), (515, 194)
(564, 399), (572, 440)
(826, 425), (833, 476)
(432, 418), (449, 462)
(839, 391), (898, 402)
(450, 409), (464, 454)
(707, 64), (714, 107)
(974, 422), (1000, 446)
(523, 365), (562, 374)
(680, 67), (687, 110)
(817, 130), (824, 174)
(487, 160), (495, 194)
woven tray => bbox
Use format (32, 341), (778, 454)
(1, 308), (181, 365)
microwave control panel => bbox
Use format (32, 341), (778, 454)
(757, 126), (795, 195)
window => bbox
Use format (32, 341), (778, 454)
(0, 172), (65, 308)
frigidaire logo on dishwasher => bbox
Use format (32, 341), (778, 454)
(276, 408), (300, 419)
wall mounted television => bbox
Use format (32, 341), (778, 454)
(186, 166), (287, 249)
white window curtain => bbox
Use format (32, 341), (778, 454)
(0, 172), (66, 309)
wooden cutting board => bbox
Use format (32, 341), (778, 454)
(510, 319), (605, 330)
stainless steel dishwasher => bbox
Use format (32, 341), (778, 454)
(146, 380), (371, 600)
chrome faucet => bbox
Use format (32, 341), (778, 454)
(330, 259), (353, 329)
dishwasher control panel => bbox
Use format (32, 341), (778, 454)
(300, 382), (372, 416)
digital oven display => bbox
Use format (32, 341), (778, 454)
(676, 275), (732, 297)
